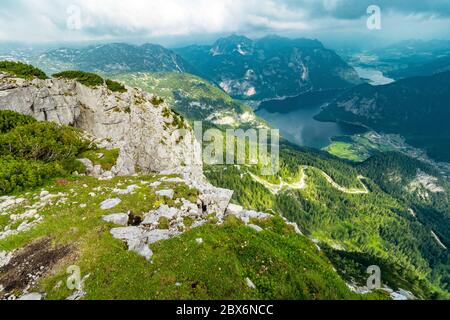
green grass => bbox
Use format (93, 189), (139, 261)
(324, 142), (366, 162)
(78, 148), (120, 171)
(325, 133), (398, 162)
(0, 61), (48, 80)
(0, 174), (386, 300)
(53, 71), (104, 87)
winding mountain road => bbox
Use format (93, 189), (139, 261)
(249, 166), (369, 195)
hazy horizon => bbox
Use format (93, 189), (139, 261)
(1, 0), (450, 50)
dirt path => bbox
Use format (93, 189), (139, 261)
(249, 166), (369, 195)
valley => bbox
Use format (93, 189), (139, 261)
(0, 34), (449, 301)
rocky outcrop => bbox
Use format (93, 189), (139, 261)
(0, 73), (202, 176)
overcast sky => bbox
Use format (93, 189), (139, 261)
(1, 0), (449, 46)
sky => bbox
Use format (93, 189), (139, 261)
(0, 0), (449, 47)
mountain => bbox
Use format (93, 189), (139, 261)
(114, 72), (266, 128)
(206, 141), (450, 299)
(174, 35), (362, 100)
(389, 56), (450, 79)
(28, 43), (196, 75)
(316, 71), (450, 163)
(1, 62), (449, 300)
(365, 40), (450, 79)
(373, 40), (450, 62)
(0, 62), (393, 300)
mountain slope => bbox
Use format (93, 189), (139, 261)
(389, 56), (450, 79)
(316, 71), (450, 162)
(205, 142), (450, 299)
(29, 43), (196, 76)
(175, 35), (361, 100)
(0, 62), (388, 301)
(114, 72), (266, 128)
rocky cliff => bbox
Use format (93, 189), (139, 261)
(0, 73), (202, 177)
(0, 71), (238, 231)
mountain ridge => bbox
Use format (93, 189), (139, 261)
(29, 43), (197, 76)
(174, 35), (361, 100)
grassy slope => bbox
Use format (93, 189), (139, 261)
(114, 72), (264, 128)
(0, 175), (386, 300)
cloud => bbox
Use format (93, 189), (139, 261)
(0, 0), (449, 43)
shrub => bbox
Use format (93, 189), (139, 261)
(0, 156), (63, 195)
(58, 157), (87, 175)
(53, 71), (104, 87)
(162, 107), (171, 118)
(0, 121), (89, 161)
(0, 61), (48, 80)
(106, 79), (127, 93)
(151, 96), (164, 106)
(0, 110), (36, 133)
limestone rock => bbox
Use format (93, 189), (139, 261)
(113, 185), (139, 195)
(0, 251), (12, 268)
(0, 74), (202, 176)
(103, 213), (129, 226)
(147, 230), (171, 244)
(18, 293), (43, 301)
(110, 227), (153, 260)
(248, 224), (263, 233)
(149, 181), (162, 188)
(245, 278), (256, 290)
(142, 205), (179, 225)
(156, 189), (175, 199)
(100, 198), (122, 210)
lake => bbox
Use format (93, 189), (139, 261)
(354, 67), (394, 86)
(256, 104), (367, 149)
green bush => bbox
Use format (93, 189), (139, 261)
(53, 71), (104, 87)
(0, 61), (48, 80)
(106, 79), (127, 93)
(0, 121), (89, 161)
(151, 96), (164, 106)
(0, 156), (63, 195)
(58, 157), (87, 175)
(0, 110), (36, 133)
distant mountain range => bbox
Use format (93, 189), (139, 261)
(17, 35), (362, 101)
(316, 71), (450, 162)
(174, 35), (362, 100)
(388, 55), (450, 79)
(28, 43), (196, 75)
(360, 40), (450, 80)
